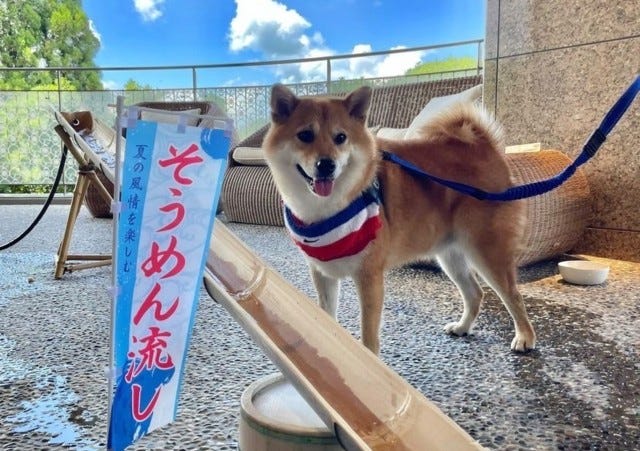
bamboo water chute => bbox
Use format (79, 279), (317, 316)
(204, 220), (482, 451)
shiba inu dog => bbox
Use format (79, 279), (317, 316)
(263, 83), (535, 355)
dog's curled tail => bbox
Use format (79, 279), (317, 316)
(418, 102), (505, 151)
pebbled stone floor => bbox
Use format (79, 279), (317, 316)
(1, 204), (638, 450)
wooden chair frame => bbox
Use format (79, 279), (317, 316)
(53, 122), (113, 279)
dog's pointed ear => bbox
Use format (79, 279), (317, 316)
(344, 86), (372, 122)
(270, 83), (299, 124)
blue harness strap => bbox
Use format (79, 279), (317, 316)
(383, 75), (640, 201)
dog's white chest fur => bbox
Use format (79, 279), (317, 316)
(305, 249), (369, 279)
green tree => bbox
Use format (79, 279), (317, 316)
(124, 78), (153, 90)
(0, 0), (101, 90)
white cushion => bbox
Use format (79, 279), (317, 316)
(232, 146), (267, 165)
(140, 107), (201, 126)
(404, 84), (483, 139)
(376, 127), (408, 140)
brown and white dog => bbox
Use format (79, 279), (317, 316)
(263, 84), (535, 355)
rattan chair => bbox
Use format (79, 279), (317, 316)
(53, 110), (117, 278)
(83, 101), (236, 218)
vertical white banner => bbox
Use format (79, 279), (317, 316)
(108, 117), (229, 450)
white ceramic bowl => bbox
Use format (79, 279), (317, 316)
(558, 260), (610, 285)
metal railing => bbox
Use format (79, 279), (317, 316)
(0, 39), (483, 190)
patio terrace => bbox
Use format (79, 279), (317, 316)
(1, 203), (639, 450)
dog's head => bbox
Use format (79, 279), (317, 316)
(60, 111), (94, 135)
(263, 84), (378, 206)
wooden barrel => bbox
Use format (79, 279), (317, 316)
(239, 373), (341, 451)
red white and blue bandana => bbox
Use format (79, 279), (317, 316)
(284, 185), (383, 262)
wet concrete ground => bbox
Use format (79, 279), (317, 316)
(1, 204), (639, 450)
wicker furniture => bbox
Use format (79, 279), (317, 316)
(84, 172), (115, 218)
(84, 101), (235, 218)
(53, 111), (117, 277)
(222, 75), (484, 226)
(507, 150), (591, 266)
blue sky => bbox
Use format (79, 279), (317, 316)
(83, 0), (486, 89)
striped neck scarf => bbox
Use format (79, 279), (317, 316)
(284, 184), (382, 262)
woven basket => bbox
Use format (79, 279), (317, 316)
(81, 118), (117, 219)
(222, 165), (284, 226)
(507, 150), (591, 266)
(84, 171), (114, 218)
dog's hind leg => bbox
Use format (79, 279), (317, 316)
(311, 267), (339, 318)
(437, 248), (484, 337)
(467, 250), (536, 352)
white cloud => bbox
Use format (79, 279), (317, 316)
(88, 20), (101, 43)
(229, 0), (322, 57)
(134, 0), (165, 22)
(376, 48), (426, 77)
(228, 0), (426, 83)
(332, 45), (427, 80)
(275, 47), (336, 84)
(101, 80), (122, 90)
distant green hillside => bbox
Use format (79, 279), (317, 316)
(406, 56), (478, 75)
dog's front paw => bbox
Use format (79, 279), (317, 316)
(511, 332), (536, 352)
(444, 321), (471, 336)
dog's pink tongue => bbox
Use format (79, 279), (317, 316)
(313, 179), (334, 197)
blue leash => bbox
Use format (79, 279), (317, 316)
(382, 75), (640, 201)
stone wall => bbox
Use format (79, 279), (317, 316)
(484, 0), (640, 262)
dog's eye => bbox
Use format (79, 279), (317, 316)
(297, 130), (314, 143)
(334, 132), (347, 145)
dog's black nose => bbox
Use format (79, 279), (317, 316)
(315, 158), (336, 178)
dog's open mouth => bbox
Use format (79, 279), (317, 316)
(296, 164), (334, 197)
